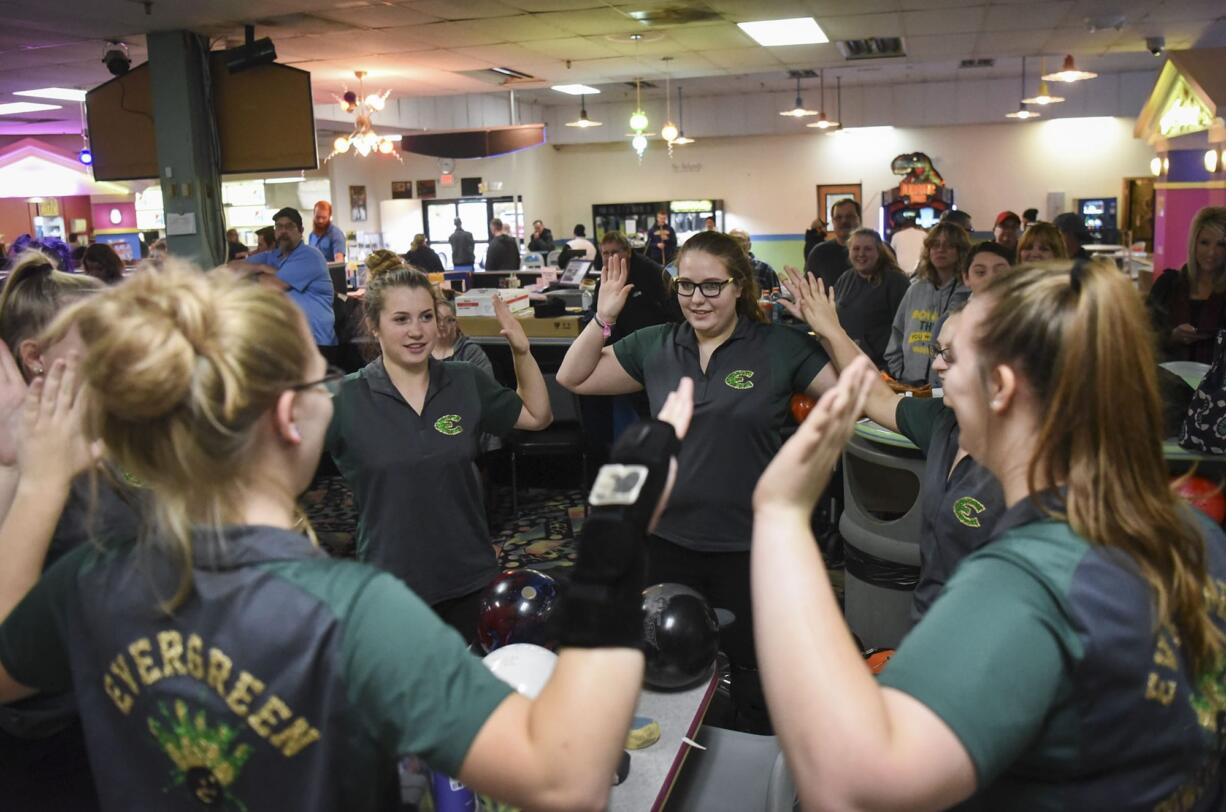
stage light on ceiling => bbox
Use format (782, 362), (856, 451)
(77, 148), (92, 166)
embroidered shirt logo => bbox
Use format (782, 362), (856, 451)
(724, 370), (755, 390)
(434, 415), (463, 436)
(149, 700), (252, 808)
(952, 496), (987, 528)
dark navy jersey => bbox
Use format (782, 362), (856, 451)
(613, 318), (829, 552)
(895, 397), (1005, 623)
(882, 496), (1226, 811)
(0, 526), (511, 811)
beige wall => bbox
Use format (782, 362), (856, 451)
(319, 115), (1156, 244)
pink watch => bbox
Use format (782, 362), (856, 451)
(594, 314), (615, 339)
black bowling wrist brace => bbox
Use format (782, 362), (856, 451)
(558, 419), (680, 648)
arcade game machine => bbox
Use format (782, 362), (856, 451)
(1076, 197), (1119, 244)
(881, 152), (954, 242)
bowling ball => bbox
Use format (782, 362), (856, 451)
(863, 648), (895, 675)
(482, 643), (558, 699)
(641, 583), (720, 691)
(1172, 475), (1226, 524)
(477, 569), (559, 653)
(790, 393), (816, 424)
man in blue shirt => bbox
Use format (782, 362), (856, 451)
(243, 207), (337, 349)
(308, 201), (347, 262)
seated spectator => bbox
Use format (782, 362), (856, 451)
(1017, 222), (1067, 263)
(992, 211), (1021, 260)
(566, 224), (597, 261)
(81, 242), (126, 285)
(803, 218), (827, 264)
(587, 231), (678, 341)
(728, 228), (778, 293)
(226, 228), (248, 261)
(962, 241), (1013, 296)
(527, 220), (555, 253)
(829, 228), (910, 369)
(1147, 206), (1226, 363)
(404, 234), (444, 274)
(255, 226), (276, 253)
(806, 200), (860, 291)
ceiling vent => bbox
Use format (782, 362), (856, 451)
(457, 68), (548, 88)
(958, 58), (995, 68)
(623, 80), (659, 89)
(837, 38), (905, 60)
(787, 69), (819, 79)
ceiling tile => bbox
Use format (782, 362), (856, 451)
(689, 47), (785, 72)
(818, 13), (904, 39)
(401, 0), (523, 21)
(527, 8), (645, 36)
(901, 6), (987, 36)
(520, 36), (622, 60)
(981, 2), (1073, 32)
(903, 32), (978, 57)
(897, 0), (985, 9)
(313, 4), (441, 28)
(811, 0), (902, 14)
(405, 19), (511, 47)
(498, 0), (606, 10)
(702, 0), (817, 20)
(974, 30), (1051, 55)
(662, 22), (756, 50)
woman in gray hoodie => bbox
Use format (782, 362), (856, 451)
(883, 222), (970, 385)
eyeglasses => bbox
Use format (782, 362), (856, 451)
(290, 365), (347, 397)
(674, 278), (736, 298)
(930, 342), (954, 365)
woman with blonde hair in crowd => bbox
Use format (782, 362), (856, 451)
(1147, 206), (1226, 363)
(405, 233), (445, 274)
(883, 221), (971, 385)
(1016, 221), (1067, 264)
(0, 261), (691, 811)
(754, 259), (1226, 810)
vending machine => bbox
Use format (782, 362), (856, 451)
(1076, 197), (1118, 244)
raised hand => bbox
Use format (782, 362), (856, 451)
(17, 355), (95, 490)
(656, 376), (694, 442)
(779, 266), (840, 339)
(753, 357), (877, 515)
(493, 294), (530, 355)
(596, 253), (635, 324)
(0, 341), (29, 468)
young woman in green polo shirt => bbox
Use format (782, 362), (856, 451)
(558, 230), (837, 732)
(327, 267), (552, 639)
(0, 262), (690, 811)
(753, 259), (1226, 810)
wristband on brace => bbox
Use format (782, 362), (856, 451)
(558, 420), (679, 648)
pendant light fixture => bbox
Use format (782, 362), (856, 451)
(565, 95), (601, 128)
(1022, 58), (1065, 105)
(779, 76), (817, 118)
(660, 57), (680, 151)
(1006, 57), (1041, 119)
(1042, 53), (1098, 83)
(806, 69), (840, 130)
(672, 85), (694, 145)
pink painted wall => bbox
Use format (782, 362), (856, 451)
(1153, 187), (1226, 272)
(91, 201), (137, 231)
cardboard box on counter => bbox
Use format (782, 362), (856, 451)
(453, 288), (531, 317)
(459, 313), (583, 338)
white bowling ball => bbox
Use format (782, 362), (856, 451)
(482, 643), (558, 699)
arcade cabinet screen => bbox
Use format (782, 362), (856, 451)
(916, 207), (940, 228)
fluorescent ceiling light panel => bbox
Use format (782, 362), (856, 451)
(552, 84), (600, 95)
(0, 102), (62, 115)
(738, 18), (828, 47)
(13, 87), (86, 102)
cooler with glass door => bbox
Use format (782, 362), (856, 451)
(1076, 197), (1118, 244)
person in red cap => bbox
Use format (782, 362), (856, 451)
(993, 211), (1021, 260)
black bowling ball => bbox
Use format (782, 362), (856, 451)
(641, 583), (719, 691)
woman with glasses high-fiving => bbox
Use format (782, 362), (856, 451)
(557, 230), (836, 733)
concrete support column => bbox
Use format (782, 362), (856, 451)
(147, 30), (225, 266)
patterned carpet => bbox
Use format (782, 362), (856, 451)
(301, 474), (583, 571)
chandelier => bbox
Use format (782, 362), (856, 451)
(325, 71), (402, 161)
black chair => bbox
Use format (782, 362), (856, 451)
(507, 374), (588, 516)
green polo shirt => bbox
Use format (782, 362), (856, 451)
(879, 496), (1226, 810)
(613, 318), (829, 552)
(326, 356), (522, 604)
(0, 526), (512, 811)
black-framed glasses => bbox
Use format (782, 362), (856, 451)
(930, 342), (954, 365)
(290, 365), (346, 397)
(674, 278), (735, 298)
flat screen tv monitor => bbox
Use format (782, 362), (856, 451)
(916, 207), (940, 229)
(560, 259), (593, 286)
